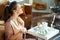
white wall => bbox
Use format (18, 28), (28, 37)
(0, 0), (8, 4)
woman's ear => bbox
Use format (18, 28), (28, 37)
(13, 10), (17, 13)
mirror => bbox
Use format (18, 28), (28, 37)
(24, 0), (55, 10)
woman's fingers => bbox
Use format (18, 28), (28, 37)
(20, 27), (27, 34)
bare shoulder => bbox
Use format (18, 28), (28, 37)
(5, 18), (13, 26)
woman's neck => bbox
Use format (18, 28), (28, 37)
(12, 14), (18, 20)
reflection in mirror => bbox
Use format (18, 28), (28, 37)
(32, 0), (55, 10)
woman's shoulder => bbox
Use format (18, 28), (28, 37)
(5, 17), (13, 24)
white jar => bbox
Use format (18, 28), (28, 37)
(42, 22), (48, 30)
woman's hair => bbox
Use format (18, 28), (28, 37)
(3, 1), (17, 22)
(3, 6), (9, 22)
(9, 1), (17, 14)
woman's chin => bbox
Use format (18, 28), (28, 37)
(19, 13), (23, 15)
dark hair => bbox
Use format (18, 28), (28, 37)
(9, 1), (17, 14)
(3, 6), (10, 22)
(3, 1), (17, 22)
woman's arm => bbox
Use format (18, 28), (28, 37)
(8, 21), (23, 40)
(9, 25), (27, 40)
(10, 31), (22, 40)
(5, 22), (22, 40)
(17, 17), (27, 34)
(10, 20), (27, 34)
(9, 18), (27, 40)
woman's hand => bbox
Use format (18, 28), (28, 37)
(20, 27), (27, 34)
(18, 17), (24, 27)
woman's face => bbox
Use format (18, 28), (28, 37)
(16, 4), (23, 15)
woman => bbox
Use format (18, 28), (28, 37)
(4, 1), (27, 40)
